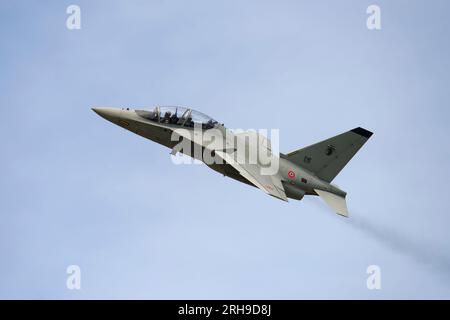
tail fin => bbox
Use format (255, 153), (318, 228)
(285, 127), (373, 182)
(314, 189), (348, 217)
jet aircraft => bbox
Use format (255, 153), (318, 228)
(93, 106), (372, 217)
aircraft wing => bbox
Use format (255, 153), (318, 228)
(170, 128), (287, 201)
(215, 150), (288, 202)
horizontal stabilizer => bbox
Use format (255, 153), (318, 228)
(314, 189), (348, 217)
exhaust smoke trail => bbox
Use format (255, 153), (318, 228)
(345, 214), (450, 279)
(304, 197), (450, 279)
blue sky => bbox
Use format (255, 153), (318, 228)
(1, 0), (449, 299)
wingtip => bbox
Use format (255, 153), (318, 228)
(337, 212), (349, 218)
(351, 127), (373, 139)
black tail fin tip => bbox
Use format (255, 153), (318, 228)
(351, 127), (373, 139)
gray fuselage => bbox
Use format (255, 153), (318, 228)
(93, 107), (346, 201)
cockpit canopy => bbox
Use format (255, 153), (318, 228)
(135, 106), (218, 129)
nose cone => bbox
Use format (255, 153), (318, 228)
(92, 107), (122, 123)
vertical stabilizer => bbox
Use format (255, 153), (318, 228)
(285, 127), (373, 182)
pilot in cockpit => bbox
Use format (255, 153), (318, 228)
(204, 119), (215, 129)
(162, 111), (171, 123)
(135, 107), (218, 129)
(185, 117), (194, 127)
(169, 112), (179, 124)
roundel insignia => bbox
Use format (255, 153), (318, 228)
(288, 170), (296, 179)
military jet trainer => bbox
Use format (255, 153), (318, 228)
(93, 106), (372, 217)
